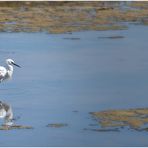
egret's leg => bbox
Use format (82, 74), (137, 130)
(4, 116), (13, 126)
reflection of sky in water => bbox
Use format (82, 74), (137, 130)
(0, 25), (147, 146)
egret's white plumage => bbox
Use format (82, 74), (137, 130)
(0, 101), (13, 126)
(0, 59), (20, 126)
(0, 59), (21, 83)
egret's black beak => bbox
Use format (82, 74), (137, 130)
(12, 62), (21, 68)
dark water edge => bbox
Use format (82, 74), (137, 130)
(0, 24), (148, 146)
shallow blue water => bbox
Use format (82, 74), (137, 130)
(0, 25), (148, 146)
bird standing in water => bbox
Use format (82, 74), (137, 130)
(0, 59), (21, 126)
(0, 59), (21, 83)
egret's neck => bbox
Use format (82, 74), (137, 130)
(7, 65), (13, 76)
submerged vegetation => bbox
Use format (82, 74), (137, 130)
(0, 125), (33, 130)
(0, 1), (148, 33)
(90, 108), (148, 131)
(47, 123), (68, 128)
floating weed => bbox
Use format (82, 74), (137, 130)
(0, 2), (147, 33)
(98, 35), (124, 39)
(0, 125), (33, 130)
(47, 123), (68, 128)
(63, 37), (80, 40)
(83, 127), (120, 132)
(90, 108), (148, 131)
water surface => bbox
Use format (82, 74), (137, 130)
(0, 25), (148, 146)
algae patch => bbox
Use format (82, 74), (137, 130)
(84, 127), (120, 132)
(47, 123), (68, 128)
(98, 35), (124, 39)
(0, 2), (148, 33)
(90, 108), (148, 131)
(0, 125), (33, 130)
(63, 37), (80, 40)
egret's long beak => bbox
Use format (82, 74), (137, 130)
(12, 62), (21, 68)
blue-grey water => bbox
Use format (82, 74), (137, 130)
(0, 25), (148, 146)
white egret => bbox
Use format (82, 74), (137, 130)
(0, 59), (21, 83)
(0, 101), (13, 126)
